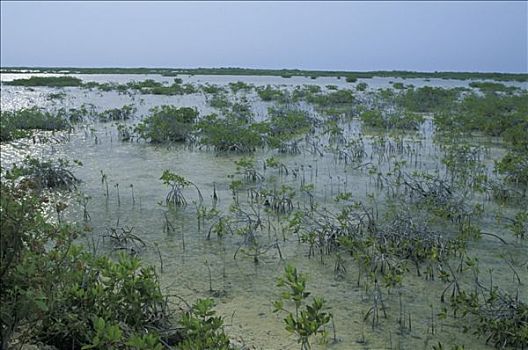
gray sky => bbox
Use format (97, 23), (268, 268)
(1, 1), (527, 73)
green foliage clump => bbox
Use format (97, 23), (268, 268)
(5, 76), (83, 87)
(196, 114), (267, 152)
(6, 156), (79, 191)
(83, 79), (197, 95)
(209, 93), (231, 110)
(0, 180), (173, 349)
(269, 108), (312, 137)
(307, 89), (355, 107)
(435, 92), (528, 147)
(392, 82), (405, 90)
(228, 81), (254, 94)
(495, 150), (528, 194)
(1, 172), (232, 350)
(202, 84), (225, 94)
(1, 107), (70, 142)
(468, 81), (517, 94)
(356, 82), (368, 91)
(134, 105), (198, 143)
(149, 81), (197, 95)
(360, 110), (424, 130)
(449, 286), (528, 349)
(345, 75), (357, 83)
(399, 86), (461, 112)
(256, 85), (287, 102)
(359, 110), (384, 128)
(98, 104), (136, 122)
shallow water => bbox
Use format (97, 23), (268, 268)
(1, 75), (526, 350)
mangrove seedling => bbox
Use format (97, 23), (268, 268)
(273, 265), (334, 349)
(160, 170), (203, 207)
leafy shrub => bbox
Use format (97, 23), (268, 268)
(307, 89), (355, 107)
(449, 286), (528, 349)
(179, 298), (232, 350)
(399, 86), (461, 112)
(209, 93), (231, 110)
(468, 81), (517, 94)
(134, 106), (198, 143)
(5, 76), (83, 87)
(6, 156), (79, 191)
(196, 114), (267, 152)
(360, 110), (424, 130)
(359, 110), (385, 128)
(256, 85), (287, 102)
(0, 175), (227, 350)
(435, 92), (528, 147)
(495, 150), (528, 194)
(1, 107), (70, 142)
(228, 81), (253, 94)
(0, 177), (168, 349)
(98, 105), (136, 122)
(269, 108), (312, 137)
(356, 82), (368, 91)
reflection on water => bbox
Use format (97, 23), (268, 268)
(1, 74), (526, 349)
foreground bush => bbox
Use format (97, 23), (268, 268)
(0, 170), (231, 349)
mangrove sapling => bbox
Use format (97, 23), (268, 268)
(178, 298), (232, 350)
(100, 170), (109, 198)
(79, 194), (91, 222)
(235, 157), (264, 182)
(273, 265), (334, 349)
(163, 212), (176, 234)
(204, 208), (235, 240)
(363, 280), (387, 330)
(129, 184), (135, 206)
(265, 156), (289, 176)
(160, 170), (203, 207)
(115, 183), (121, 206)
(334, 253), (347, 280)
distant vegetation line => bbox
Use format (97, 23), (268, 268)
(1, 66), (527, 81)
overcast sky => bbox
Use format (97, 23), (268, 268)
(1, 1), (526, 72)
